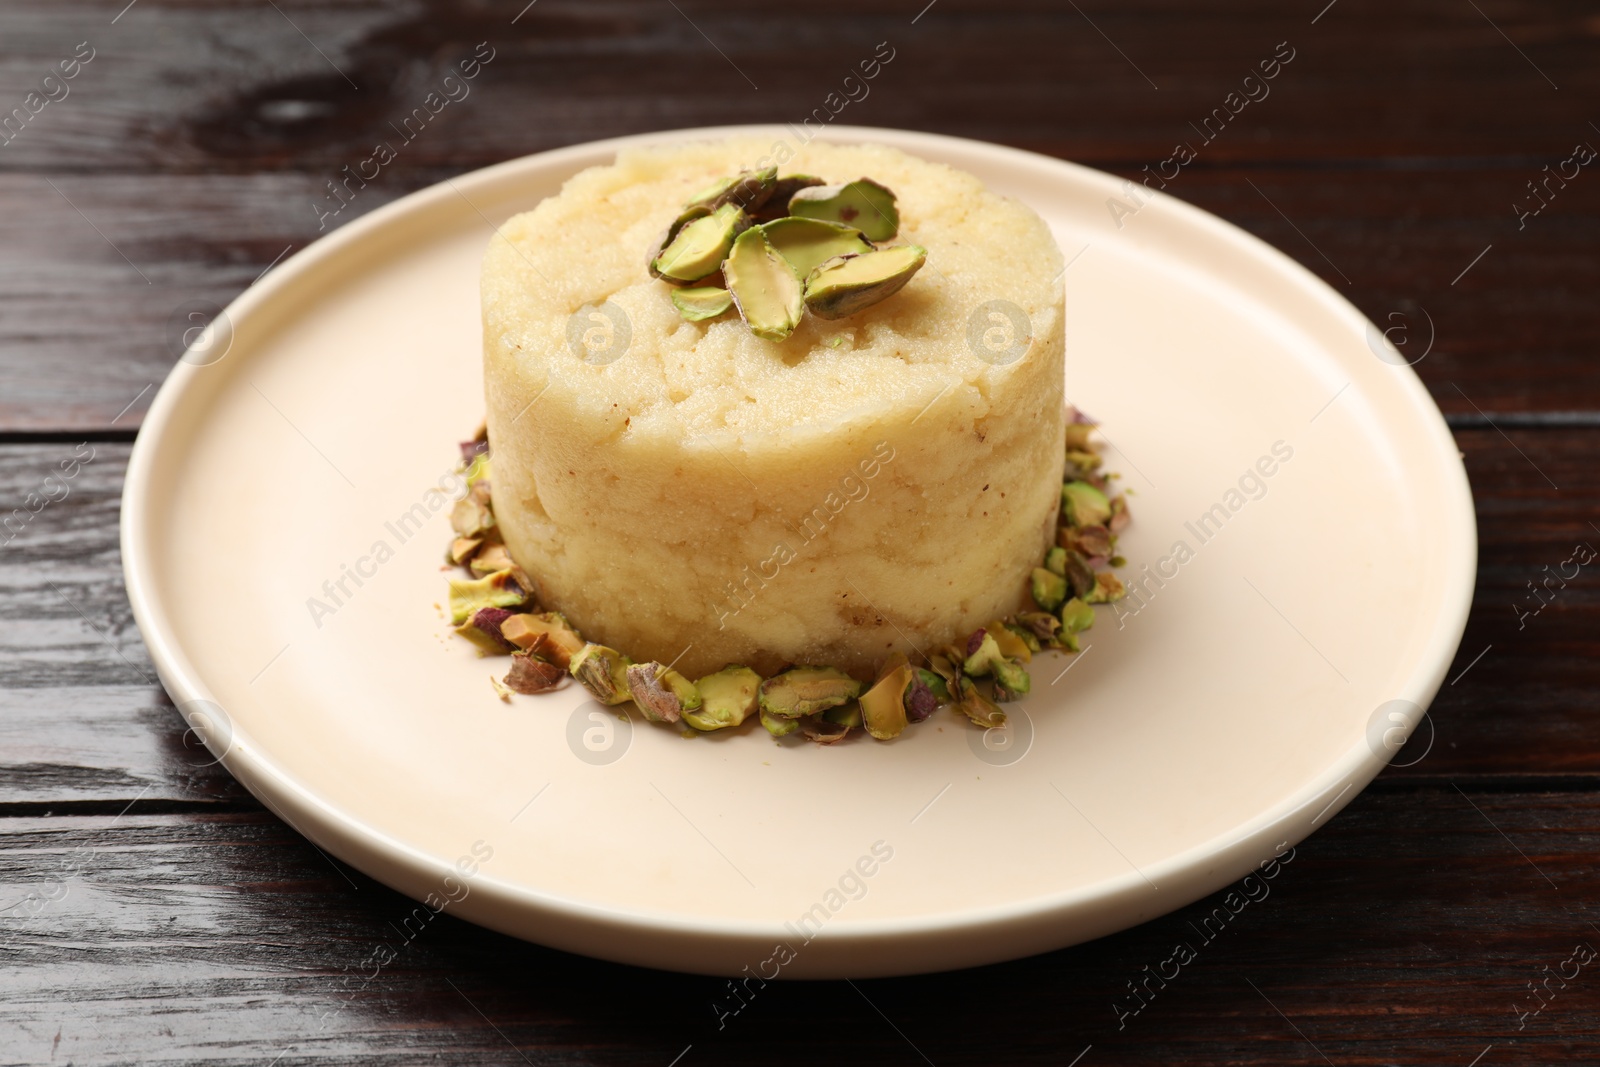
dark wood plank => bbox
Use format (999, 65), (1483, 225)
(1, 788), (1596, 1064)
(2, 163), (1598, 430)
(0, 0), (1593, 172)
(0, 426), (1594, 805)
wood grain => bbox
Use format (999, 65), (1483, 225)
(1, 789), (1596, 1065)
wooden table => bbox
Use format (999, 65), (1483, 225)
(3, 2), (1596, 1062)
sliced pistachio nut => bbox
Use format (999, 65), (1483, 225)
(1061, 480), (1112, 527)
(685, 665), (761, 731)
(991, 657), (1032, 703)
(725, 227), (805, 342)
(1087, 572), (1127, 604)
(759, 217), (874, 279)
(799, 714), (853, 744)
(986, 621), (1033, 663)
(469, 542), (516, 577)
(646, 203), (712, 277)
(454, 606), (516, 655)
(465, 453), (491, 489)
(929, 650), (965, 695)
(787, 178), (899, 240)
(760, 708), (799, 738)
(501, 612), (585, 669)
(1003, 622), (1041, 654)
(569, 643), (632, 705)
(824, 702), (863, 728)
(962, 631), (1005, 677)
(504, 650), (565, 694)
(448, 536), (483, 566)
(1044, 546), (1067, 577)
(1109, 495), (1131, 534)
(858, 655), (912, 740)
(903, 671), (939, 723)
(1015, 611), (1064, 649)
(450, 496), (494, 538)
(753, 174), (824, 220)
(758, 666), (862, 719)
(1030, 567), (1068, 613)
(914, 667), (950, 704)
(448, 569), (527, 624)
(803, 245), (926, 320)
(1070, 523), (1113, 560)
(653, 203), (749, 284)
(671, 286), (734, 322)
(1059, 597), (1095, 634)
(626, 662), (703, 724)
(1055, 547), (1098, 600)
(684, 167), (778, 214)
(954, 675), (1007, 729)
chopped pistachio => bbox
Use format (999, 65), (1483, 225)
(1087, 572), (1127, 604)
(758, 666), (862, 718)
(799, 714), (853, 744)
(684, 167), (778, 214)
(1053, 547), (1098, 600)
(753, 174), (824, 220)
(759, 216), (874, 279)
(569, 643), (632, 705)
(725, 227), (805, 342)
(1015, 611), (1064, 649)
(1065, 449), (1101, 474)
(824, 702), (863, 728)
(802, 245), (926, 320)
(1044, 546), (1067, 576)
(986, 620), (1033, 663)
(1059, 597), (1096, 635)
(761, 708), (799, 738)
(448, 570), (527, 624)
(991, 658), (1031, 702)
(787, 178), (899, 240)
(469, 542), (516, 577)
(1031, 567), (1068, 613)
(1109, 495), (1131, 534)
(653, 203), (749, 284)
(455, 606), (516, 654)
(1061, 480), (1112, 527)
(685, 665), (761, 731)
(501, 612), (584, 669)
(504, 650), (566, 694)
(451, 497), (494, 538)
(1109, 554), (1127, 568)
(448, 536), (483, 566)
(903, 672), (939, 722)
(465, 452), (492, 490)
(626, 662), (702, 724)
(1064, 422), (1094, 451)
(914, 667), (951, 703)
(646, 203), (711, 276)
(671, 286), (734, 322)
(1068, 524), (1113, 560)
(954, 675), (1007, 729)
(962, 631), (1005, 677)
(1003, 622), (1041, 654)
(858, 655), (912, 740)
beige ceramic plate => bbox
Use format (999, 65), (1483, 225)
(122, 125), (1474, 978)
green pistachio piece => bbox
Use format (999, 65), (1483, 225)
(753, 175), (824, 221)
(963, 632), (1005, 677)
(992, 658), (1032, 703)
(450, 496), (494, 538)
(761, 708), (799, 737)
(684, 167), (778, 213)
(684, 665), (761, 731)
(799, 713), (853, 744)
(646, 203), (711, 277)
(448, 536), (483, 566)
(1059, 597), (1095, 635)
(914, 667), (951, 702)
(1030, 567), (1068, 613)
(671, 286), (734, 322)
(824, 702), (863, 727)
(1003, 622), (1041, 654)
(468, 542), (515, 577)
(986, 621), (1033, 663)
(954, 675), (1007, 729)
(1014, 611), (1064, 649)
(858, 655), (912, 740)
(454, 606), (516, 655)
(1044, 546), (1067, 577)
(759, 217), (874, 279)
(1061, 480), (1112, 527)
(568, 643), (632, 705)
(465, 453), (491, 489)
(503, 650), (565, 694)
(1064, 422), (1095, 451)
(626, 662), (703, 724)
(1054, 547), (1098, 600)
(653, 203), (749, 284)
(447, 569), (527, 624)
(787, 178), (899, 240)
(501, 611), (584, 670)
(758, 666), (862, 718)
(802, 245), (926, 321)
(1087, 572), (1127, 605)
(725, 227), (805, 342)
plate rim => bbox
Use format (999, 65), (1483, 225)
(120, 123), (1477, 976)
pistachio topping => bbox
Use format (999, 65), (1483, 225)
(454, 606), (517, 655)
(725, 227), (805, 342)
(802, 245), (926, 320)
(569, 643), (632, 705)
(626, 662), (703, 724)
(686, 665), (761, 731)
(468, 542), (516, 577)
(1061, 480), (1112, 528)
(450, 497), (494, 539)
(685, 167), (778, 214)
(914, 667), (951, 704)
(986, 621), (1034, 663)
(653, 202), (749, 284)
(962, 631), (1005, 677)
(671, 285), (735, 322)
(758, 666), (862, 719)
(448, 536), (484, 566)
(859, 654), (912, 740)
(1030, 567), (1068, 613)
(954, 675), (1007, 729)
(799, 714), (853, 744)
(991, 657), (1032, 703)
(787, 178), (899, 240)
(501, 612), (585, 669)
(1086, 572), (1127, 605)
(759, 216), (875, 279)
(1015, 612), (1064, 649)
(447, 570), (528, 625)
(760, 708), (799, 738)
(504, 650), (566, 694)
(753, 174), (824, 221)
